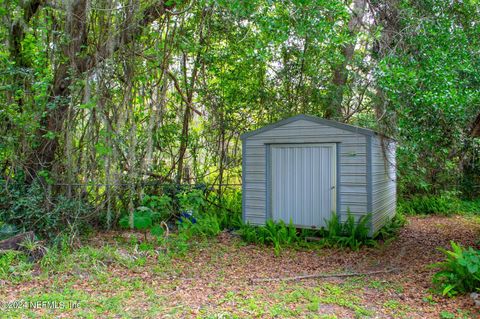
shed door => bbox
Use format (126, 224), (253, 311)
(270, 144), (336, 228)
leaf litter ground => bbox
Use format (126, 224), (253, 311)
(1, 215), (479, 318)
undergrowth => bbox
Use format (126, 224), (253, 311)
(0, 186), (409, 281)
(373, 212), (407, 242)
(0, 188), (243, 283)
(239, 219), (300, 256)
(0, 178), (93, 240)
(398, 192), (480, 216)
(432, 241), (480, 297)
(238, 211), (398, 255)
(321, 212), (376, 250)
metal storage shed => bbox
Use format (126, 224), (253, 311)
(241, 114), (396, 234)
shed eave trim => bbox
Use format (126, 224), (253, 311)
(240, 114), (391, 140)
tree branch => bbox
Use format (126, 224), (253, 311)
(167, 71), (203, 116)
(250, 268), (399, 283)
(27, 0), (177, 178)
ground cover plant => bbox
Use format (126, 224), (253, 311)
(1, 215), (479, 318)
(238, 211), (406, 256)
(399, 193), (480, 216)
(432, 241), (480, 297)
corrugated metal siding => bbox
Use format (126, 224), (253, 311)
(371, 136), (397, 233)
(243, 119), (368, 225)
(270, 144), (335, 228)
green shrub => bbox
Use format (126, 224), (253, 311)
(0, 251), (19, 278)
(238, 219), (300, 256)
(398, 192), (462, 215)
(168, 233), (191, 255)
(264, 219), (299, 256)
(206, 189), (242, 230)
(322, 212), (375, 250)
(118, 193), (174, 241)
(141, 194), (173, 220)
(0, 250), (33, 281)
(374, 213), (407, 241)
(39, 234), (72, 271)
(399, 193), (480, 216)
(0, 222), (18, 240)
(134, 188), (242, 234)
(458, 199), (480, 214)
(432, 241), (480, 296)
(177, 188), (206, 212)
(178, 213), (222, 238)
(238, 222), (262, 244)
(0, 178), (92, 239)
(117, 188), (239, 255)
(149, 213), (223, 257)
(119, 206), (163, 241)
(239, 212), (377, 254)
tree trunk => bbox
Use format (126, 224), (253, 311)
(325, 0), (366, 120)
(0, 232), (35, 250)
(24, 0), (174, 181)
(175, 8), (209, 183)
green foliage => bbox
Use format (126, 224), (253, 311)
(118, 187), (241, 240)
(458, 199), (480, 214)
(238, 219), (300, 256)
(322, 212), (375, 251)
(39, 234), (73, 271)
(119, 206), (164, 242)
(398, 193), (480, 215)
(0, 222), (18, 240)
(239, 212), (378, 254)
(0, 250), (33, 281)
(0, 178), (92, 239)
(373, 213), (407, 241)
(264, 219), (299, 256)
(120, 208), (155, 231)
(141, 194), (173, 221)
(206, 189), (243, 230)
(0, 251), (19, 278)
(178, 213), (222, 239)
(177, 189), (206, 212)
(377, 0), (480, 196)
(165, 233), (191, 256)
(432, 241), (480, 296)
(39, 242), (138, 274)
(118, 191), (176, 240)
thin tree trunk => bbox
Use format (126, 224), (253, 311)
(24, 0), (174, 181)
(176, 8), (209, 183)
(325, 0), (366, 120)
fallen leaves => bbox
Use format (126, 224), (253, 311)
(1, 215), (479, 318)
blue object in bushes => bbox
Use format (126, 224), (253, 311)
(179, 210), (197, 224)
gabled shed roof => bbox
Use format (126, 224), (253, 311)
(241, 114), (393, 140)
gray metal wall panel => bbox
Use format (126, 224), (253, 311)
(371, 136), (397, 233)
(243, 118), (368, 226)
(242, 139), (246, 223)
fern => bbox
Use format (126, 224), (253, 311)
(238, 219), (301, 256)
(323, 211), (374, 250)
(432, 241), (480, 296)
